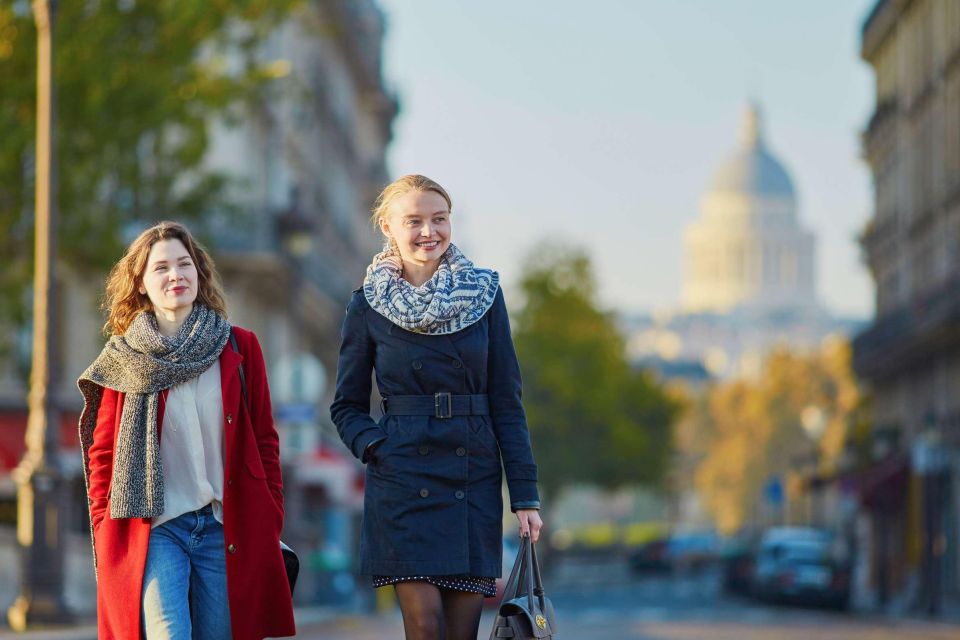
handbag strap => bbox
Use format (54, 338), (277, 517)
(500, 534), (528, 606)
(530, 535), (548, 611)
(523, 534), (535, 613)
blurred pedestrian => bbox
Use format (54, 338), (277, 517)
(78, 221), (295, 640)
(331, 175), (544, 640)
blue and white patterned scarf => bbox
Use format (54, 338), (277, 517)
(363, 243), (499, 335)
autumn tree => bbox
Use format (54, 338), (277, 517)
(0, 0), (300, 340)
(692, 338), (861, 534)
(511, 242), (679, 497)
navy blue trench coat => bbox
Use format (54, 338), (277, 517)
(331, 287), (539, 577)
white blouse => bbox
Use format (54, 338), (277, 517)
(152, 360), (225, 528)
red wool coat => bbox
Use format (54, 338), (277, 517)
(85, 327), (295, 640)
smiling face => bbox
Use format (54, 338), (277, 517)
(138, 238), (199, 318)
(380, 189), (452, 267)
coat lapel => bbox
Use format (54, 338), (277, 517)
(219, 344), (243, 461)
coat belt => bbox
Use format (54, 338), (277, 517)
(382, 393), (490, 419)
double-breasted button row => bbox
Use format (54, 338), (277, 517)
(419, 488), (466, 500)
(411, 359), (464, 369)
(415, 445), (467, 456)
(226, 413), (233, 424)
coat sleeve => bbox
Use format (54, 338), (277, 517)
(330, 292), (386, 461)
(87, 387), (119, 530)
(486, 287), (541, 511)
(243, 330), (284, 513)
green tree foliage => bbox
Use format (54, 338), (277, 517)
(0, 0), (301, 331)
(512, 243), (679, 496)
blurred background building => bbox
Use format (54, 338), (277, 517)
(0, 0), (395, 612)
(682, 103), (817, 316)
(625, 104), (858, 383)
(853, 0), (960, 616)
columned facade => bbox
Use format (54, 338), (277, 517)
(683, 105), (818, 315)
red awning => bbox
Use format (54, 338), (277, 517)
(857, 452), (909, 511)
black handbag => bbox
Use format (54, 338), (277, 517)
(280, 540), (300, 594)
(230, 331), (299, 595)
(489, 535), (557, 639)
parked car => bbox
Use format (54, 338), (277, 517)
(628, 537), (670, 574)
(751, 527), (850, 610)
(720, 535), (757, 595)
(665, 530), (719, 572)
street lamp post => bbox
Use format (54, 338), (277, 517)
(912, 426), (950, 618)
(799, 405), (827, 526)
(7, 0), (72, 630)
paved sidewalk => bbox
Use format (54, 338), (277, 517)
(0, 607), (344, 639)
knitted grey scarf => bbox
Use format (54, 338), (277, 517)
(363, 243), (499, 335)
(78, 304), (231, 520)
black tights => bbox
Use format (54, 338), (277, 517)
(394, 581), (485, 640)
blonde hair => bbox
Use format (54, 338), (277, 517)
(102, 221), (227, 335)
(370, 174), (453, 236)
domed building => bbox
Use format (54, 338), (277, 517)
(625, 104), (859, 382)
(682, 104), (818, 314)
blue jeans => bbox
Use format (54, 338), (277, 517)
(142, 505), (232, 639)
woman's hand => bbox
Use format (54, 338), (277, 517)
(516, 509), (544, 543)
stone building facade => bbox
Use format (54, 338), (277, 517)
(853, 0), (960, 615)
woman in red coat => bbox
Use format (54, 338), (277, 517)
(78, 221), (295, 640)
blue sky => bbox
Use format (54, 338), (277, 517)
(378, 0), (876, 317)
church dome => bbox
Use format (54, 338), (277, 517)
(708, 104), (795, 199)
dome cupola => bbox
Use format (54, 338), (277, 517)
(708, 103), (796, 200)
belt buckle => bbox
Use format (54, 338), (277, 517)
(434, 392), (452, 419)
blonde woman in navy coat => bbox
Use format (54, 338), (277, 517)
(331, 175), (543, 639)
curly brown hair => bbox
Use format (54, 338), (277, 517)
(102, 221), (227, 335)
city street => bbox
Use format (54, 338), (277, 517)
(1, 554), (957, 639)
(294, 558), (960, 640)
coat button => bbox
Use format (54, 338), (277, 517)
(419, 488), (430, 498)
(456, 447), (466, 457)
(412, 360), (423, 370)
(227, 479), (233, 487)
(452, 359), (463, 369)
(418, 445), (429, 456)
(226, 413), (233, 424)
(227, 544), (237, 554)
(455, 490), (465, 500)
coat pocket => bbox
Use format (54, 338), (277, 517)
(471, 416), (499, 452)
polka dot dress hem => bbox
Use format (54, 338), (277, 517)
(373, 575), (497, 597)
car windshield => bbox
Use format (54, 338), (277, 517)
(761, 540), (829, 563)
(782, 542), (828, 562)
